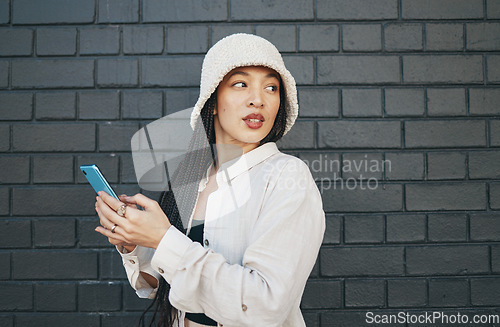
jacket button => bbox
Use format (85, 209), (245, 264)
(129, 260), (135, 264)
(241, 304), (247, 311)
(204, 239), (209, 246)
(158, 268), (164, 274)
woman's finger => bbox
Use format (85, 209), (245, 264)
(124, 193), (154, 210)
(96, 196), (129, 226)
(98, 191), (127, 212)
(95, 226), (128, 243)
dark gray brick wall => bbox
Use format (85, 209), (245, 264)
(1, 0), (499, 326)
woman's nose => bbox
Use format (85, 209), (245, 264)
(248, 88), (264, 108)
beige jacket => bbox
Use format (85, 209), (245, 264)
(118, 142), (326, 327)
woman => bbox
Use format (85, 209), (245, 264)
(94, 33), (325, 327)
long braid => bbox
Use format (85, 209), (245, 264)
(139, 78), (287, 326)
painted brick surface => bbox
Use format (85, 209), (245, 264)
(1, 1), (499, 326)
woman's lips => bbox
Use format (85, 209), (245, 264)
(242, 113), (265, 129)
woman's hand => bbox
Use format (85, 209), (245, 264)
(94, 191), (172, 249)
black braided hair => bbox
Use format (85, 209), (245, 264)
(139, 78), (288, 327)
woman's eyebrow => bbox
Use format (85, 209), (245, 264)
(227, 71), (280, 81)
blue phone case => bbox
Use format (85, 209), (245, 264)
(80, 164), (119, 200)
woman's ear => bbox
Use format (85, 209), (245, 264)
(213, 102), (217, 115)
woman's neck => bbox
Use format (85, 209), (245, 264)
(213, 142), (258, 171)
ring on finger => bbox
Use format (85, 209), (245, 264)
(116, 204), (127, 217)
(111, 224), (118, 233)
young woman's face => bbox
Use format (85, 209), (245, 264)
(213, 66), (281, 153)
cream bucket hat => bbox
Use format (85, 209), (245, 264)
(190, 33), (298, 136)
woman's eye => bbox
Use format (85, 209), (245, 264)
(266, 85), (278, 92)
(233, 82), (246, 88)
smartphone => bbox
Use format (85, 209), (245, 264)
(80, 164), (120, 200)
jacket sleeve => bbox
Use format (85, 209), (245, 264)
(117, 245), (161, 299)
(150, 158), (326, 326)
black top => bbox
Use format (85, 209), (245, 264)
(185, 223), (218, 326)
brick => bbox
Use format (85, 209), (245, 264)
(342, 153), (384, 180)
(322, 214), (341, 245)
(0, 61), (8, 88)
(470, 88), (500, 116)
(35, 283), (76, 311)
(12, 60), (94, 89)
(318, 121), (401, 148)
(276, 121), (314, 149)
(342, 89), (382, 117)
(0, 187), (8, 216)
(300, 152), (340, 180)
(16, 315), (99, 327)
(123, 285), (151, 311)
(469, 151), (500, 179)
(165, 89), (199, 115)
(403, 55), (483, 84)
(344, 215), (384, 244)
(143, 0), (227, 22)
(120, 154), (137, 183)
(98, 0), (138, 23)
(298, 88), (339, 117)
(299, 25), (339, 52)
(283, 56), (315, 85)
(122, 90), (163, 119)
(98, 122), (139, 152)
(0, 317), (11, 327)
(406, 183), (486, 210)
(12, 251), (97, 280)
(0, 29), (33, 56)
(211, 25), (254, 46)
(427, 88), (466, 116)
(345, 279), (385, 307)
(97, 59), (138, 87)
(35, 92), (76, 120)
(428, 213), (467, 242)
(427, 152), (466, 180)
(79, 26), (119, 55)
(36, 28), (76, 56)
(405, 120), (486, 148)
(141, 57), (203, 87)
(470, 212), (500, 241)
(488, 56), (500, 83)
(493, 245), (500, 272)
(12, 187), (96, 216)
(79, 91), (120, 120)
(0, 125), (8, 152)
(0, 156), (30, 183)
(386, 214), (426, 243)
(471, 278), (500, 306)
(491, 120), (500, 147)
(342, 24), (382, 52)
(166, 25), (208, 54)
(100, 250), (127, 279)
(318, 56), (400, 84)
(12, 0), (95, 24)
(102, 313), (146, 327)
(301, 280), (341, 309)
(255, 25), (296, 53)
(77, 155), (119, 184)
(0, 283), (33, 310)
(0, 92), (32, 120)
(78, 218), (114, 248)
(429, 279), (468, 307)
(78, 282), (121, 311)
(384, 152), (424, 180)
(123, 26), (164, 54)
(0, 220), (31, 248)
(426, 23), (464, 51)
(321, 246), (404, 276)
(34, 219), (76, 248)
(467, 23), (500, 50)
(488, 0), (500, 18)
(13, 123), (95, 152)
(407, 245), (489, 275)
(402, 0), (484, 19)
(384, 88), (424, 117)
(231, 0), (313, 20)
(491, 182), (500, 209)
(0, 0), (9, 24)
(384, 23), (423, 51)
(387, 279), (426, 307)
(317, 0), (398, 20)
(33, 156), (73, 184)
(322, 184), (403, 212)
(0, 253), (9, 279)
